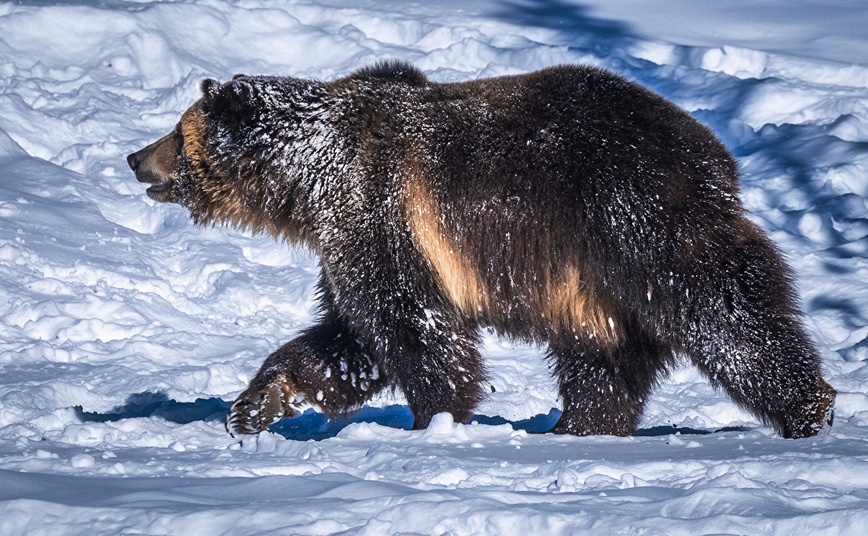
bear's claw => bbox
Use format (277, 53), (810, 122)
(226, 383), (295, 437)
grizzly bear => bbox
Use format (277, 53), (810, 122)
(128, 61), (835, 439)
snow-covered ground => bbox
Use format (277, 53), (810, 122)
(1, 0), (867, 533)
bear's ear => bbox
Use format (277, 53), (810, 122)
(202, 79), (257, 126)
(200, 79), (220, 100)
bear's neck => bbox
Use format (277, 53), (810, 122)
(257, 86), (352, 249)
(189, 81), (352, 250)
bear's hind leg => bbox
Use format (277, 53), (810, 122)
(226, 317), (388, 436)
(548, 331), (671, 436)
(683, 232), (835, 438)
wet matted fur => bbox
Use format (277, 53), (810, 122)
(128, 61), (835, 438)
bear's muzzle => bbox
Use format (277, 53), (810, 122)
(127, 132), (181, 203)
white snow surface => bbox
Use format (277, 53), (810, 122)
(2, 0), (868, 534)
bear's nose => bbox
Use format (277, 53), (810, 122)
(127, 152), (140, 171)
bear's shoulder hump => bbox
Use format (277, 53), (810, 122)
(346, 61), (428, 87)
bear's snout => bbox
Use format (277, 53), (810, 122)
(128, 132), (181, 203)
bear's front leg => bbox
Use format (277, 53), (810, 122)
(226, 319), (388, 436)
(389, 314), (487, 429)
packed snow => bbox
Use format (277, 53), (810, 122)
(1, 0), (867, 533)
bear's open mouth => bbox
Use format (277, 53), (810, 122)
(145, 178), (175, 202)
(147, 180), (172, 195)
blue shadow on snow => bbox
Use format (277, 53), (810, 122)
(74, 392), (747, 440)
(74, 391), (229, 425)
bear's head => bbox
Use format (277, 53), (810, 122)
(127, 76), (261, 214)
(129, 74), (340, 244)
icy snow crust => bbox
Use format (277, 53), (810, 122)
(1, 0), (867, 533)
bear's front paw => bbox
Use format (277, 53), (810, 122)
(226, 382), (298, 436)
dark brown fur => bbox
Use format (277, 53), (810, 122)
(128, 62), (835, 438)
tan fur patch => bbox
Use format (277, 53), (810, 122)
(181, 107), (208, 173)
(405, 173), (617, 342)
(404, 172), (489, 316)
(536, 265), (619, 343)
(403, 163), (617, 342)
